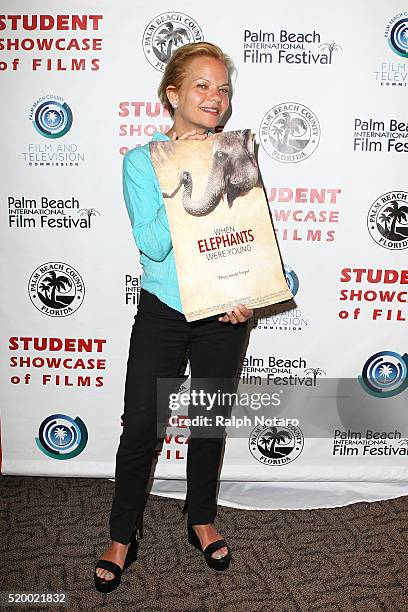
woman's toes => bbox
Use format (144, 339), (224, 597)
(96, 568), (114, 581)
(212, 546), (228, 559)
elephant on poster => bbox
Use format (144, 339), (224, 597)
(162, 129), (262, 216)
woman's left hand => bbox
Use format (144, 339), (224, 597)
(218, 304), (253, 324)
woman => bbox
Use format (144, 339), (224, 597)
(94, 41), (253, 592)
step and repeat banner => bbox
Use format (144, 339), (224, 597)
(1, 1), (407, 505)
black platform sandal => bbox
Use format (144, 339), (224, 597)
(187, 524), (232, 571)
(94, 513), (144, 593)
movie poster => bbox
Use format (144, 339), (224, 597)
(150, 129), (293, 321)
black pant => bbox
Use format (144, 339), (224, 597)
(109, 289), (249, 544)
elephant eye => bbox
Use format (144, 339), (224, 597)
(215, 150), (227, 160)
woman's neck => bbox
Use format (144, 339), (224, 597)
(165, 125), (211, 139)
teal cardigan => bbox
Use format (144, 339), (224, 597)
(122, 130), (184, 313)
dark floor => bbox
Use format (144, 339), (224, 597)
(1, 476), (408, 611)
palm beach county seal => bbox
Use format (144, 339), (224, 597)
(249, 423), (304, 465)
(367, 191), (408, 250)
(259, 102), (320, 163)
(28, 261), (85, 317)
(142, 12), (203, 72)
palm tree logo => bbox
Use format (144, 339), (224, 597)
(78, 207), (100, 226)
(378, 200), (408, 241)
(45, 110), (60, 128)
(38, 270), (72, 308)
(271, 123), (284, 141)
(53, 426), (69, 446)
(379, 212), (390, 232)
(39, 282), (50, 300)
(378, 362), (398, 382)
(270, 112), (309, 154)
(305, 367), (327, 384)
(153, 22), (189, 63)
(318, 42), (343, 63)
(386, 201), (408, 237)
(257, 426), (292, 459)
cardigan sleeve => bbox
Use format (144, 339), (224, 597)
(122, 150), (173, 262)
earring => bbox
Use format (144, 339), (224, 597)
(172, 102), (178, 109)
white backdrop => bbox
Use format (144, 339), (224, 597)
(1, 1), (408, 509)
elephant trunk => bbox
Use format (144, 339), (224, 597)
(180, 170), (224, 217)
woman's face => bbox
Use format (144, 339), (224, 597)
(167, 56), (230, 131)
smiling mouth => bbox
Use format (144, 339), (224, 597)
(200, 107), (219, 115)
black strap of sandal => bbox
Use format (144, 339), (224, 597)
(95, 559), (122, 578)
(203, 539), (229, 556)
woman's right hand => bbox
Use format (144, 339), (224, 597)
(171, 129), (207, 141)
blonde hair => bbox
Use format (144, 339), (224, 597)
(157, 42), (236, 117)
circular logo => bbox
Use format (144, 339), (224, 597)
(28, 262), (85, 317)
(284, 264), (299, 296)
(367, 191), (408, 250)
(249, 423), (304, 465)
(35, 414), (88, 459)
(259, 102), (320, 163)
(142, 13), (204, 72)
(33, 101), (73, 139)
(358, 351), (408, 397)
(388, 17), (408, 58)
